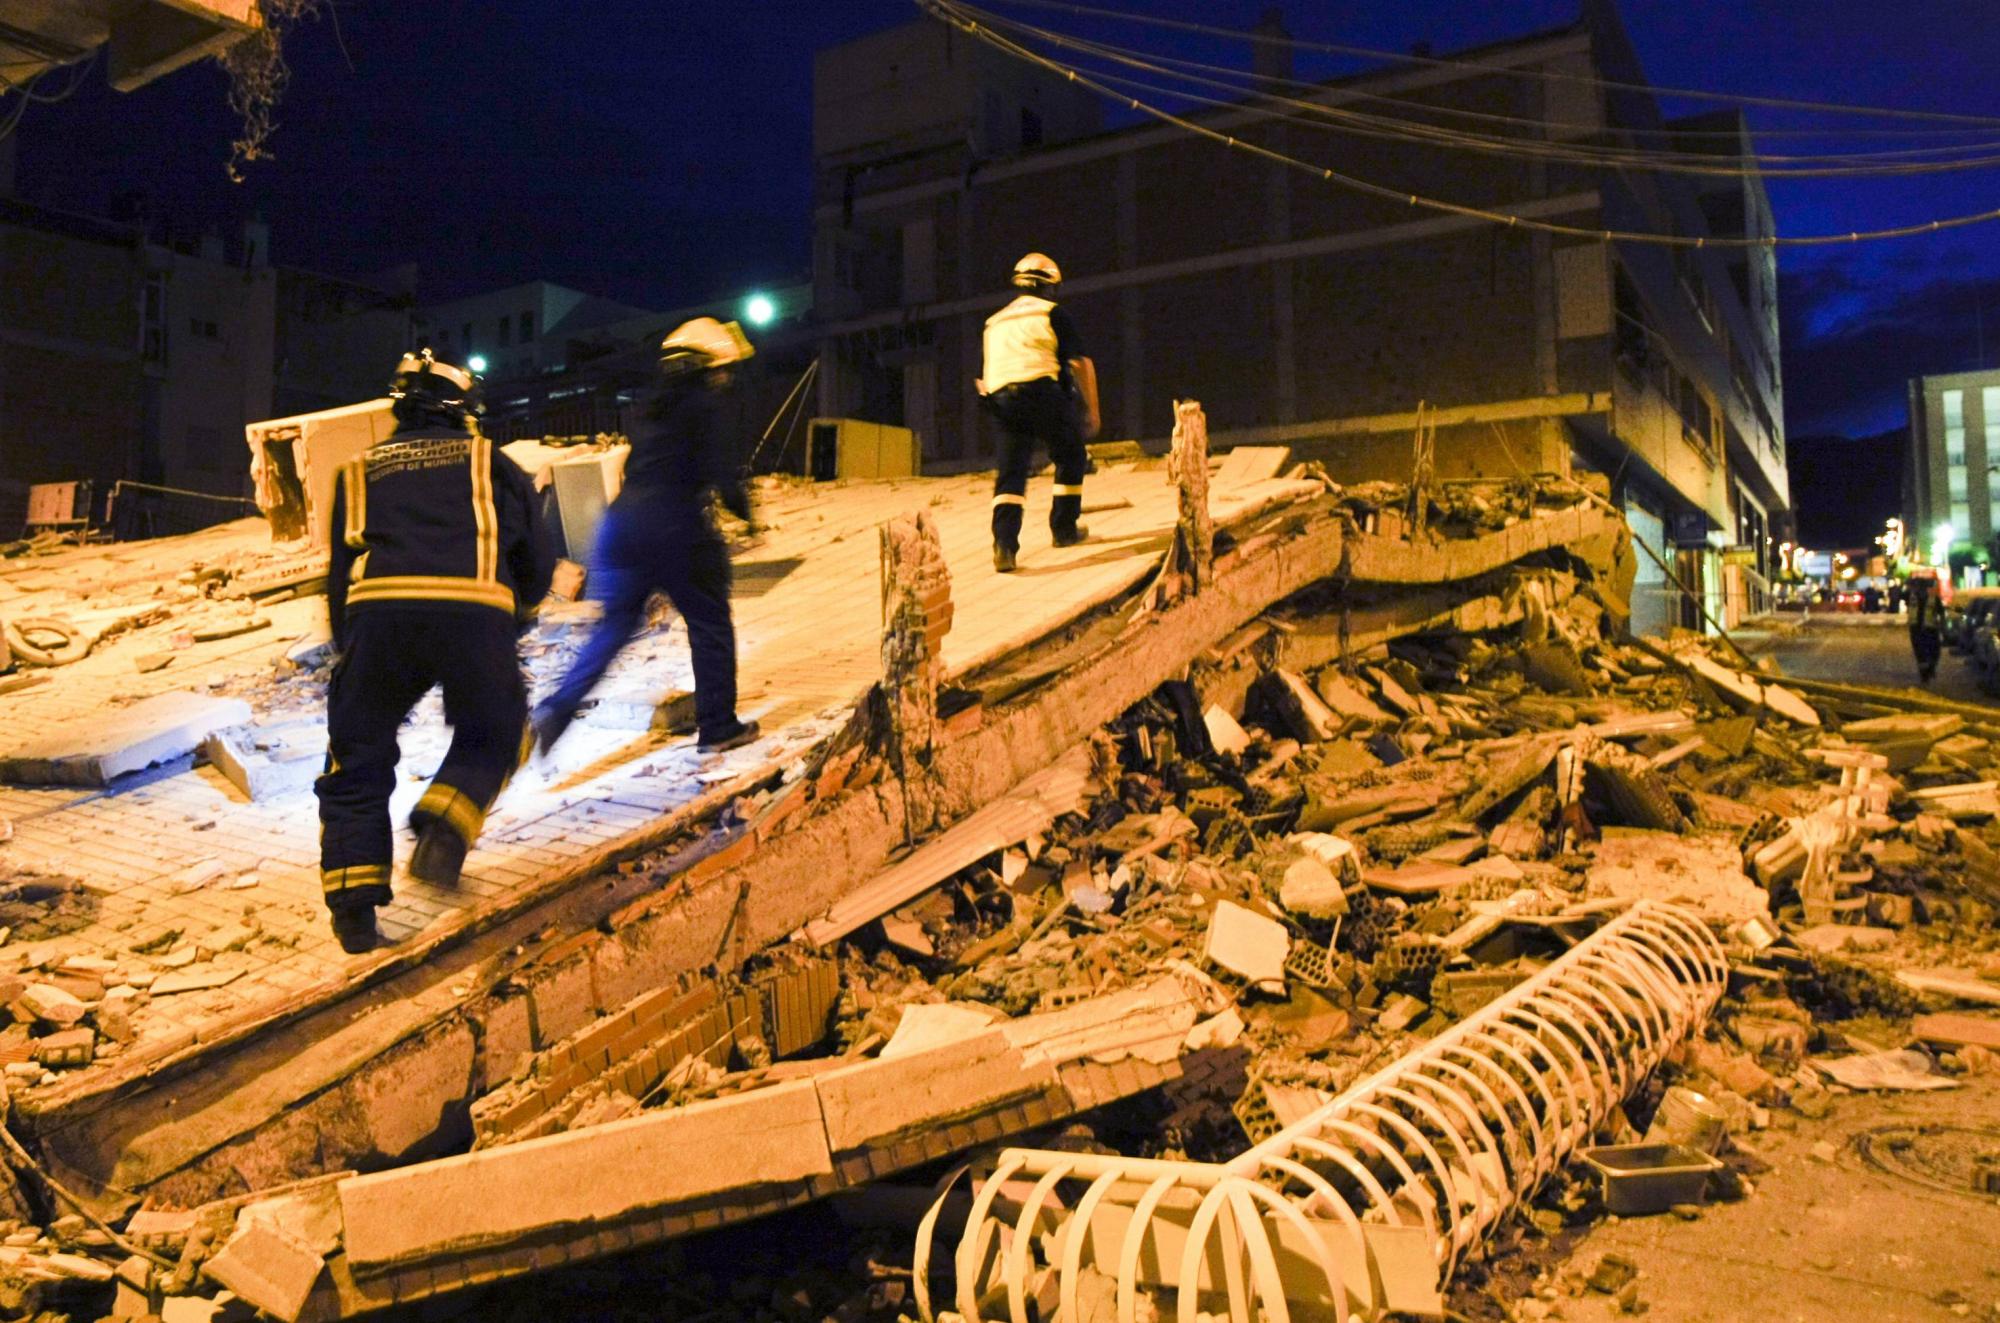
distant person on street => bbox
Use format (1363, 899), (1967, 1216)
(1907, 570), (1945, 683)
(317, 351), (553, 953)
(532, 318), (762, 758)
(977, 252), (1100, 573)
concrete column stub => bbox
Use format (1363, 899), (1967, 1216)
(1168, 400), (1214, 595)
(879, 510), (952, 800)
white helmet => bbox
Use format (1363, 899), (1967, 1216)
(659, 317), (755, 375)
(1012, 252), (1062, 289)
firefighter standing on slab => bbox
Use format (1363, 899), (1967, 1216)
(316, 351), (554, 954)
(980, 252), (1101, 573)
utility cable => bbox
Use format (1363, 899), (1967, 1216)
(954, 4), (2000, 177)
(1048, 57), (2000, 180)
(1004, 20), (2000, 155)
(922, 0), (2000, 250)
(1016, 31), (1996, 142)
(976, 0), (2000, 129)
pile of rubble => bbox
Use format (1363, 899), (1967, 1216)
(12, 572), (1988, 1322)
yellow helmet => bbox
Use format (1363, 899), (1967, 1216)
(1012, 252), (1062, 289)
(659, 317), (755, 375)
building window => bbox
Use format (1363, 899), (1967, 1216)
(1950, 465), (1970, 499)
(519, 310), (535, 342)
(1985, 387), (2000, 471)
(1944, 388), (1965, 426)
(188, 318), (219, 340)
(498, 316), (512, 348)
(1953, 502), (1972, 531)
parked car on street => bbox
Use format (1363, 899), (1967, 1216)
(1948, 587), (2000, 653)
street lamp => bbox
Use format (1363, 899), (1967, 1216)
(744, 294), (776, 328)
(467, 354), (489, 374)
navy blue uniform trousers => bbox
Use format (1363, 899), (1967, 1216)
(539, 497), (739, 741)
(987, 377), (1086, 553)
(316, 607), (526, 906)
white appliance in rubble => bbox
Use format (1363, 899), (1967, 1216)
(244, 399), (397, 547)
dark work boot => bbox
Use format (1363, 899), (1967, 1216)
(329, 900), (381, 955)
(1052, 523), (1090, 548)
(699, 718), (761, 753)
(994, 543), (1018, 573)
(409, 820), (469, 887)
(531, 702), (576, 760)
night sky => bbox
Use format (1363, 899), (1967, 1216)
(17, 0), (2000, 445)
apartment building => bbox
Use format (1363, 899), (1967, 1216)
(809, 0), (1790, 634)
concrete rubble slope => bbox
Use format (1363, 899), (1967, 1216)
(0, 463), (1312, 1203)
(5, 449), (2000, 1323)
(2, 454), (1614, 1222)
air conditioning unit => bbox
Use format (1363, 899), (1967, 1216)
(805, 418), (919, 481)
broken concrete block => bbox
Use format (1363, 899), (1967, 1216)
(1732, 1014), (1808, 1062)
(879, 917), (934, 959)
(1202, 705), (1251, 756)
(1911, 1013), (2000, 1053)
(1687, 655), (1765, 713)
(0, 690), (252, 786)
(1521, 641), (1594, 696)
(1589, 831), (1767, 924)
(1313, 670), (1392, 724)
(1261, 669), (1339, 742)
(1760, 681), (1820, 728)
(17, 982), (86, 1027)
(1865, 893), (1915, 927)
(32, 1026), (94, 1067)
(340, 1076), (833, 1270)
(1790, 924), (1894, 954)
(201, 722), (328, 802)
(1202, 900), (1289, 989)
(150, 965), (245, 996)
(203, 1219), (325, 1323)
(1001, 979), (1199, 1067)
(880, 1003), (1004, 1060)
(1587, 1252), (1638, 1294)
(1682, 1039), (1779, 1103)
(816, 1030), (1056, 1155)
(1212, 443), (1291, 485)
(1377, 992), (1427, 1034)
(1278, 856), (1347, 921)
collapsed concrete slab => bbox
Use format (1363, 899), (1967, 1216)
(0, 690), (251, 786)
(17, 471), (1629, 1239)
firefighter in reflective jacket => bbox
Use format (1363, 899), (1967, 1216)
(980, 252), (1101, 573)
(316, 351), (554, 953)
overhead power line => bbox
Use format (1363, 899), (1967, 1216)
(956, 5), (2000, 174)
(919, 0), (2000, 249)
(954, 6), (2000, 179)
(977, 0), (2000, 130)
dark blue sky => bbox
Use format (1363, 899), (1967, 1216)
(17, 0), (2000, 438)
